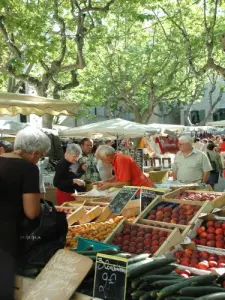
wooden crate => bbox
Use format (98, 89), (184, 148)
(104, 219), (183, 257)
(133, 196), (213, 227)
(163, 188), (225, 208)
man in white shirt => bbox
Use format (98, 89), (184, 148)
(172, 135), (212, 183)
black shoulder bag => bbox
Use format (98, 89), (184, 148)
(207, 152), (217, 171)
(18, 200), (68, 269)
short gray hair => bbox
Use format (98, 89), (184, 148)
(66, 143), (82, 155)
(179, 135), (193, 145)
(14, 127), (51, 154)
(95, 145), (115, 158)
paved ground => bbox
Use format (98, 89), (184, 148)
(215, 176), (225, 192)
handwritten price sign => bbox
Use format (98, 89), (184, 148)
(93, 254), (128, 300)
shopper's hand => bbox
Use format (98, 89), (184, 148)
(98, 182), (111, 190)
(73, 179), (86, 186)
(93, 181), (103, 186)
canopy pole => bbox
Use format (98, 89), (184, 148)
(116, 133), (119, 150)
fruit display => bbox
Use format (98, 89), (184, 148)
(77, 252), (225, 299)
(174, 248), (225, 270)
(146, 201), (200, 225)
(66, 216), (134, 249)
(112, 222), (170, 255)
(191, 220), (225, 249)
(175, 191), (223, 201)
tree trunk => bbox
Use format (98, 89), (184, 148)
(42, 115), (54, 129)
(36, 86), (54, 129)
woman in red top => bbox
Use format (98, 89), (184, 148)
(95, 145), (154, 190)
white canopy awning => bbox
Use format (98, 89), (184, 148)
(0, 120), (69, 136)
(146, 123), (185, 133)
(206, 120), (225, 127)
(0, 92), (79, 116)
(59, 118), (160, 139)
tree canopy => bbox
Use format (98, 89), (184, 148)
(0, 0), (225, 126)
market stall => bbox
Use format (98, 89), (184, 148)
(16, 181), (225, 300)
(59, 118), (160, 139)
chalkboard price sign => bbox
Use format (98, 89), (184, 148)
(141, 187), (165, 212)
(93, 254), (128, 300)
(134, 148), (144, 171)
(109, 186), (139, 214)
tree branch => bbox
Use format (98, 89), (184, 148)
(0, 16), (22, 57)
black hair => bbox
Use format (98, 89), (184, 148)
(194, 138), (200, 143)
(80, 138), (92, 145)
(207, 143), (216, 150)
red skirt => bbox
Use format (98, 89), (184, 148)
(56, 189), (74, 206)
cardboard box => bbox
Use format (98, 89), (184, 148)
(104, 219), (183, 257)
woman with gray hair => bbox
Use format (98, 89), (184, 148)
(53, 143), (87, 205)
(0, 127), (51, 260)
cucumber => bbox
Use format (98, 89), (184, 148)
(141, 274), (181, 283)
(128, 254), (149, 265)
(140, 265), (177, 278)
(164, 297), (195, 300)
(150, 289), (160, 298)
(196, 293), (225, 300)
(157, 275), (218, 300)
(131, 290), (146, 299)
(138, 282), (151, 291)
(152, 279), (183, 289)
(139, 292), (152, 300)
(128, 257), (176, 278)
(116, 252), (132, 258)
(179, 286), (225, 297)
(131, 278), (142, 289)
(76, 247), (119, 255)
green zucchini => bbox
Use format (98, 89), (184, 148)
(150, 289), (160, 298)
(131, 278), (142, 289)
(128, 257), (176, 278)
(152, 279), (183, 289)
(141, 274), (181, 283)
(179, 286), (225, 297)
(164, 297), (195, 300)
(157, 275), (218, 300)
(128, 253), (149, 265)
(143, 264), (177, 275)
(139, 292), (152, 300)
(76, 247), (119, 255)
(138, 282), (151, 291)
(196, 293), (225, 300)
(115, 252), (132, 258)
(131, 290), (146, 299)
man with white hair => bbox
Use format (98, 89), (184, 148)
(172, 135), (212, 183)
(95, 145), (154, 190)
